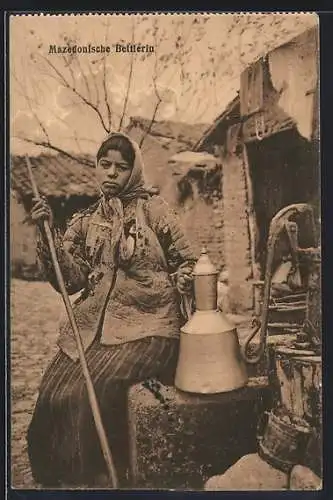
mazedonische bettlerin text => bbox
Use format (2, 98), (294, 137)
(48, 43), (155, 54)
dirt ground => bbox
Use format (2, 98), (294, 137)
(10, 279), (63, 489)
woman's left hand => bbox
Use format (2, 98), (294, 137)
(176, 265), (193, 295)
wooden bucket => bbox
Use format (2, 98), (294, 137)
(273, 347), (322, 423)
(258, 409), (311, 473)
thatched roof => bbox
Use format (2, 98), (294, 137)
(11, 153), (98, 200)
(127, 116), (209, 150)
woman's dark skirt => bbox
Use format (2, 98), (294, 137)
(27, 336), (179, 488)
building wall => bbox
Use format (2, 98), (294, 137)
(177, 189), (225, 270)
(127, 127), (182, 204)
(222, 152), (253, 311)
(10, 192), (40, 279)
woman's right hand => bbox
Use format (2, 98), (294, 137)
(30, 196), (54, 229)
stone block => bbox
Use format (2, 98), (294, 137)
(204, 453), (288, 490)
(289, 465), (322, 490)
(128, 378), (268, 489)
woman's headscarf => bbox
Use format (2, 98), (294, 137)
(96, 132), (147, 200)
(96, 132), (156, 263)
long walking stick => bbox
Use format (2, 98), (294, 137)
(25, 155), (119, 488)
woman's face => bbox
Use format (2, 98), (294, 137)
(96, 149), (133, 197)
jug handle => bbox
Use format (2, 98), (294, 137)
(241, 215), (281, 364)
(241, 203), (315, 365)
(241, 317), (263, 364)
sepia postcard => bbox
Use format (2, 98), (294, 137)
(8, 11), (321, 492)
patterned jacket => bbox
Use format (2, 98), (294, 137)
(37, 195), (196, 360)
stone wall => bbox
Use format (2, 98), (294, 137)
(176, 190), (225, 270)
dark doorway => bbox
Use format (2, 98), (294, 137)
(246, 127), (319, 277)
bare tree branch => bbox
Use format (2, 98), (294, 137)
(14, 135), (95, 167)
(138, 97), (162, 148)
(118, 20), (135, 131)
(12, 71), (51, 143)
(39, 54), (110, 133)
(139, 71), (162, 147)
(102, 19), (113, 131)
(139, 21), (162, 148)
(73, 129), (84, 156)
(73, 56), (93, 103)
(162, 18), (194, 90)
(13, 66), (98, 156)
(86, 60), (101, 107)
(62, 53), (77, 89)
(138, 17), (195, 145)
(13, 17), (223, 160)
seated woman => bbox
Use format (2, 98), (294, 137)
(27, 132), (196, 488)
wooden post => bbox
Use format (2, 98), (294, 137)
(242, 143), (259, 282)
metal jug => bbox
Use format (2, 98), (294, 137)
(175, 203), (319, 394)
(174, 248), (248, 394)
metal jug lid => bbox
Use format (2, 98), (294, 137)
(193, 248), (218, 276)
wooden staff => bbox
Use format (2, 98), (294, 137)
(25, 155), (119, 488)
